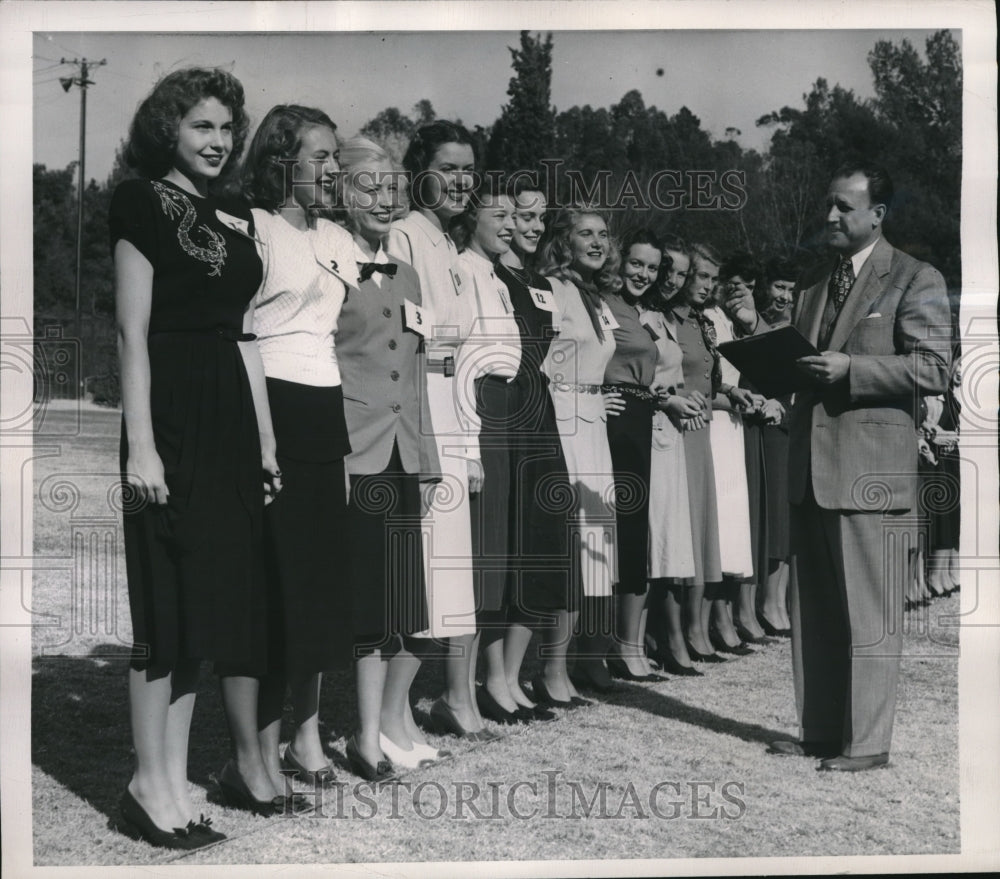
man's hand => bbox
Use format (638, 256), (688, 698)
(722, 285), (759, 333)
(796, 352), (851, 385)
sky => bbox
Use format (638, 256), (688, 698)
(33, 28), (946, 184)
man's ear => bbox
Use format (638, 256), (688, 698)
(871, 202), (887, 228)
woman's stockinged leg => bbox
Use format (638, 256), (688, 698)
(382, 639), (424, 749)
(220, 675), (280, 799)
(128, 666), (190, 831)
(256, 673), (285, 793)
(503, 622), (535, 708)
(355, 649), (388, 766)
(444, 632), (483, 731)
(164, 658), (201, 821)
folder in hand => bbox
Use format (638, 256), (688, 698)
(717, 325), (820, 397)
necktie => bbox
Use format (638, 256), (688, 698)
(358, 261), (398, 283)
(828, 256), (855, 314)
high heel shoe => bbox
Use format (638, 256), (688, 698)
(218, 761), (286, 817)
(117, 789), (203, 850)
(686, 643), (727, 663)
(606, 656), (667, 683)
(430, 698), (500, 742)
(531, 674), (574, 708)
(476, 686), (522, 725)
(515, 701), (556, 721)
(709, 629), (755, 656)
(759, 617), (792, 638)
(345, 735), (396, 782)
(188, 814), (226, 844)
(378, 732), (438, 770)
(652, 650), (704, 677)
(282, 745), (338, 789)
(734, 622), (778, 645)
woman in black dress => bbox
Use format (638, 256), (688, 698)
(112, 68), (278, 848)
(491, 176), (581, 714)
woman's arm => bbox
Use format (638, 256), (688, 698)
(115, 239), (169, 506)
(238, 302), (282, 503)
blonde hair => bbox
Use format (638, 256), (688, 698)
(335, 135), (407, 231)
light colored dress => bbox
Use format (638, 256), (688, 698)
(704, 304), (754, 578)
(387, 211), (478, 637)
(640, 307), (696, 581)
(542, 277), (617, 598)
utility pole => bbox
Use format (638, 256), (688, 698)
(60, 57), (106, 396)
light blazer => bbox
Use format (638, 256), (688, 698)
(335, 260), (442, 481)
(788, 236), (951, 511)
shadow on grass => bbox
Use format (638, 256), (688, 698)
(31, 646), (368, 825)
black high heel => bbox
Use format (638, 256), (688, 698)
(531, 675), (574, 708)
(606, 655), (667, 682)
(686, 642), (728, 663)
(653, 650), (704, 677)
(430, 698), (500, 742)
(759, 617), (792, 638)
(218, 761), (286, 817)
(281, 745), (338, 789)
(476, 686), (522, 725)
(345, 735), (397, 783)
(189, 814), (226, 844)
(709, 628), (755, 656)
(569, 662), (616, 694)
(117, 789), (202, 850)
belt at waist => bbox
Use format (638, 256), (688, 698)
(150, 326), (256, 342)
(550, 382), (603, 394)
(601, 382), (657, 402)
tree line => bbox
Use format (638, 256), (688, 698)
(33, 30), (961, 404)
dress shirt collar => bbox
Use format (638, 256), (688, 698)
(846, 236), (880, 277)
(407, 209), (451, 249)
(669, 300), (693, 323)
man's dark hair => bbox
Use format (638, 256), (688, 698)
(832, 162), (894, 212)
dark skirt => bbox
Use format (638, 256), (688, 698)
(761, 424), (790, 561)
(744, 419), (768, 586)
(605, 393), (653, 595)
(121, 331), (266, 675)
(348, 442), (428, 649)
(507, 371), (576, 616)
(470, 375), (515, 615)
(263, 379), (352, 676)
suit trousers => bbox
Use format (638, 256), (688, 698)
(790, 487), (909, 756)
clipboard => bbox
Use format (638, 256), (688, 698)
(717, 325), (819, 397)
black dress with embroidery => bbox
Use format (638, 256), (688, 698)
(110, 177), (266, 674)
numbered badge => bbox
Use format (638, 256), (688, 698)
(449, 268), (463, 296)
(403, 298), (428, 336)
(599, 302), (620, 330)
(528, 286), (555, 312)
(641, 319), (661, 342)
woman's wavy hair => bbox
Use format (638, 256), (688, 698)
(333, 135), (404, 236)
(124, 67), (249, 187)
(449, 174), (509, 254)
(241, 105), (339, 213)
(536, 205), (622, 298)
(401, 120), (477, 212)
(756, 254), (801, 310)
(619, 227), (668, 310)
(679, 241), (723, 304)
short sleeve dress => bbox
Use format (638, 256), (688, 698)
(110, 177), (266, 674)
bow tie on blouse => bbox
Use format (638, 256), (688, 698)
(357, 261), (398, 283)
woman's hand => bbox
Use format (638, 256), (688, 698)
(665, 395), (704, 420)
(727, 386), (756, 411)
(759, 398), (785, 424)
(126, 446), (169, 506)
(467, 458), (484, 495)
(680, 414), (706, 431)
(603, 390), (626, 417)
(917, 436), (938, 466)
(262, 448), (282, 506)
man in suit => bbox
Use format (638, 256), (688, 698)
(760, 163), (952, 770)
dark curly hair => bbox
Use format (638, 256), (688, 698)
(242, 104), (339, 213)
(124, 67), (249, 187)
(401, 120), (477, 212)
(536, 204), (622, 299)
(619, 227), (668, 310)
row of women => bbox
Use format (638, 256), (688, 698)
(114, 67), (801, 850)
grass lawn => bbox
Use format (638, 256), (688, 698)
(29, 405), (960, 868)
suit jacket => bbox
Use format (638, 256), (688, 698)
(788, 236), (951, 512)
(335, 260), (441, 481)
